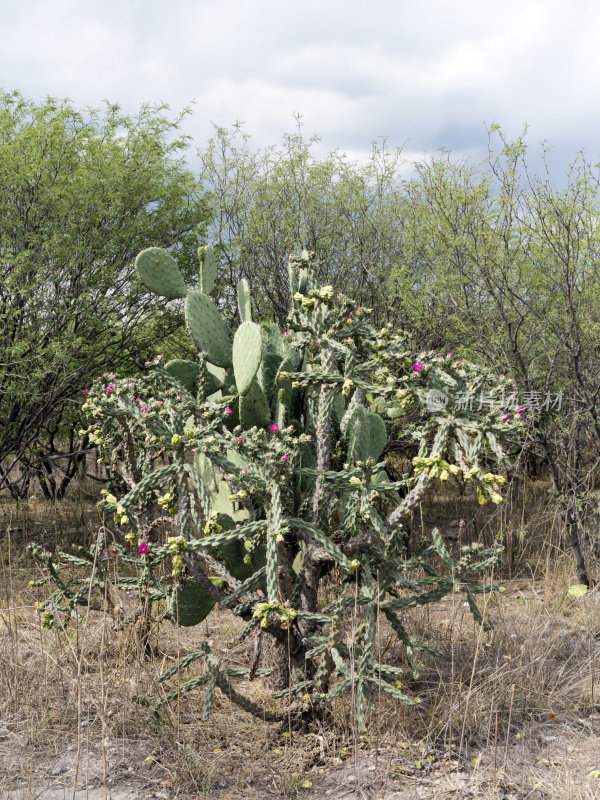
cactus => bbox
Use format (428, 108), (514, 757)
(136, 247), (187, 298)
(169, 578), (216, 627)
(164, 358), (222, 398)
(233, 321), (263, 395)
(237, 277), (253, 323)
(198, 244), (218, 294)
(344, 405), (388, 463)
(36, 247), (520, 734)
(239, 378), (271, 429)
(185, 290), (233, 368)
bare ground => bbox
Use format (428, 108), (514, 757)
(2, 495), (600, 799)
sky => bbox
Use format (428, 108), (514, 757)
(2, 0), (600, 175)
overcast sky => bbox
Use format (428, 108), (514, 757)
(2, 0), (599, 174)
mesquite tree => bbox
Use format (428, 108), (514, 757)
(32, 248), (519, 729)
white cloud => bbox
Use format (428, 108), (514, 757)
(2, 0), (600, 172)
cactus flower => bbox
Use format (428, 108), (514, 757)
(140, 406), (148, 412)
(83, 388), (89, 395)
(413, 362), (423, 373)
(502, 414), (509, 422)
(270, 423), (279, 433)
(138, 542), (148, 555)
(225, 407), (232, 416)
(282, 453), (290, 462)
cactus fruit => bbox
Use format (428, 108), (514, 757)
(185, 290), (233, 368)
(135, 247), (187, 299)
(233, 321), (263, 395)
(198, 245), (218, 294)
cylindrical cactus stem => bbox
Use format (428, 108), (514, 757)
(175, 469), (192, 541)
(311, 347), (337, 525)
(266, 481), (283, 603)
(287, 255), (297, 298)
(385, 471), (430, 534)
(197, 352), (208, 402)
(116, 417), (141, 486)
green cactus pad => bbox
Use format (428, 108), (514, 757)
(345, 406), (387, 462)
(206, 514), (262, 582)
(233, 321), (263, 395)
(185, 290), (233, 368)
(198, 245), (218, 294)
(164, 359), (221, 397)
(193, 451), (217, 493)
(237, 278), (253, 323)
(169, 579), (215, 627)
(366, 412), (387, 461)
(267, 323), (286, 358)
(240, 379), (271, 429)
(135, 247), (187, 299)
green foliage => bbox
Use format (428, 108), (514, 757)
(199, 123), (407, 325)
(0, 91), (207, 497)
(402, 128), (600, 583)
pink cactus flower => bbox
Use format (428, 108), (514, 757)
(225, 407), (233, 416)
(283, 330), (289, 337)
(106, 383), (115, 394)
(135, 397), (141, 404)
(413, 362), (423, 373)
(83, 388), (90, 395)
(138, 542), (148, 555)
(282, 453), (290, 462)
(237, 436), (243, 443)
(502, 414), (509, 422)
(270, 423), (279, 433)
(140, 406), (149, 413)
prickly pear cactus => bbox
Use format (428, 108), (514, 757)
(36, 247), (521, 733)
(233, 321), (263, 395)
(185, 290), (233, 367)
(136, 247), (187, 298)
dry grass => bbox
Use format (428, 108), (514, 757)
(1, 488), (600, 799)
